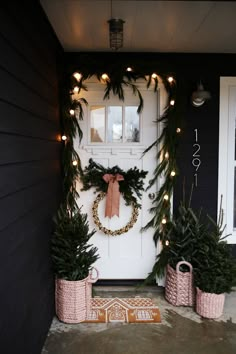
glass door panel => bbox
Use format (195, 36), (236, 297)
(124, 106), (140, 142)
(107, 106), (122, 143)
(90, 106), (105, 143)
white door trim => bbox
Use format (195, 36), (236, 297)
(218, 77), (236, 243)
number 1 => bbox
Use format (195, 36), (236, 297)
(194, 173), (198, 187)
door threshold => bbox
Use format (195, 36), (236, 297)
(94, 279), (164, 293)
(95, 279), (146, 286)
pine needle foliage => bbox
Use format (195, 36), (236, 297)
(52, 73), (98, 281)
(145, 200), (208, 282)
(60, 77), (88, 211)
(194, 241), (236, 294)
(51, 205), (99, 281)
(146, 195), (236, 294)
(142, 80), (185, 244)
(193, 197), (236, 294)
(80, 159), (148, 207)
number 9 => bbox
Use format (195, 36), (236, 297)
(192, 158), (201, 171)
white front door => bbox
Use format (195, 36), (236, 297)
(75, 79), (164, 279)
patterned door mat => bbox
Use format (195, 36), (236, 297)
(83, 297), (161, 323)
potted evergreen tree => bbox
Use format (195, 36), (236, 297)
(160, 201), (208, 306)
(148, 189), (236, 316)
(146, 188), (209, 306)
(193, 200), (236, 318)
(50, 88), (99, 323)
(51, 204), (99, 323)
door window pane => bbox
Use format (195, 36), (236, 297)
(108, 106), (122, 143)
(90, 106), (105, 142)
(125, 106), (140, 142)
(234, 119), (236, 227)
(235, 120), (236, 160)
(234, 167), (236, 228)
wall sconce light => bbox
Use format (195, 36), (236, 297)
(108, 18), (125, 51)
(191, 82), (211, 107)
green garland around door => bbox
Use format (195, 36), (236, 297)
(59, 62), (185, 279)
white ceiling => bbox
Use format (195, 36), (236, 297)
(40, 0), (236, 53)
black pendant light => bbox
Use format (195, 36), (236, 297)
(108, 0), (125, 51)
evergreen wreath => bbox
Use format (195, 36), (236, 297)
(92, 192), (139, 236)
(80, 159), (147, 235)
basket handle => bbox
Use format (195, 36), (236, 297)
(176, 261), (194, 306)
(176, 261), (193, 274)
(88, 267), (99, 283)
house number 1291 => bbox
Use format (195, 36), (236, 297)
(192, 129), (201, 187)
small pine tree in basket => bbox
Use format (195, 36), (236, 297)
(193, 197), (236, 294)
(164, 203), (209, 272)
(52, 75), (99, 323)
(51, 204), (100, 323)
(147, 198), (209, 280)
(158, 200), (211, 307)
(51, 205), (99, 281)
(193, 196), (236, 318)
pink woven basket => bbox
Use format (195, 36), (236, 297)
(55, 267), (99, 323)
(165, 261), (195, 306)
(196, 287), (225, 319)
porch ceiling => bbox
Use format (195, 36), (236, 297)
(40, 0), (236, 53)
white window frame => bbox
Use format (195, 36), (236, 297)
(218, 77), (236, 243)
(89, 104), (141, 144)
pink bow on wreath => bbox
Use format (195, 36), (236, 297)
(102, 173), (124, 218)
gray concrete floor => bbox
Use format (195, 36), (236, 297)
(42, 286), (236, 354)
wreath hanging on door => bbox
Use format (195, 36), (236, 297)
(80, 159), (148, 236)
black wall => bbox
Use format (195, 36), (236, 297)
(0, 2), (62, 353)
(65, 52), (236, 251)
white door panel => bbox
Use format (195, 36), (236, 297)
(75, 79), (161, 279)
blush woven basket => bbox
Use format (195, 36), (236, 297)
(165, 261), (195, 306)
(196, 287), (225, 319)
(55, 267), (99, 323)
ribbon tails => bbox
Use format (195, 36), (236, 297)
(103, 174), (124, 218)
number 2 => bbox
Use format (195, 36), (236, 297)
(193, 143), (200, 157)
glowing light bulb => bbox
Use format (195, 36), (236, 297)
(170, 171), (176, 177)
(126, 67), (132, 72)
(162, 217), (167, 224)
(73, 72), (82, 81)
(164, 152), (169, 159)
(168, 76), (174, 83)
(69, 109), (75, 115)
(72, 160), (78, 166)
(61, 135), (67, 141)
(176, 128), (181, 133)
(164, 194), (169, 201)
(165, 240), (170, 246)
(73, 86), (79, 94)
(152, 73), (158, 79)
(170, 100), (175, 106)
(101, 73), (109, 81)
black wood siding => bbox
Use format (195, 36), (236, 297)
(0, 2), (62, 353)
